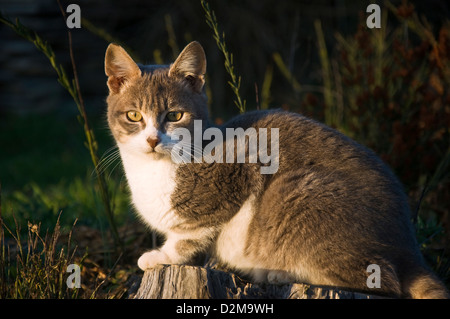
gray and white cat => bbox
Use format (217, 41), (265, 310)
(105, 41), (448, 298)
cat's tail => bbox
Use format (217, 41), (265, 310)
(402, 266), (449, 299)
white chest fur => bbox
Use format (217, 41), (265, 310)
(119, 149), (179, 234)
(215, 195), (256, 270)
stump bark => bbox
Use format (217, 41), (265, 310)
(134, 265), (384, 299)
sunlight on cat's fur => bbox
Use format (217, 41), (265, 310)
(104, 41), (449, 298)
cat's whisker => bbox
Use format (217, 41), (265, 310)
(100, 149), (120, 167)
(187, 144), (203, 162)
(94, 146), (121, 178)
(168, 141), (194, 163)
(96, 145), (119, 164)
(170, 150), (196, 180)
(171, 141), (217, 164)
(107, 157), (123, 180)
(96, 152), (121, 176)
(192, 143), (220, 164)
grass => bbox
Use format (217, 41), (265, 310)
(0, 211), (81, 298)
(0, 113), (136, 298)
(0, 113), (129, 227)
(0, 10), (121, 249)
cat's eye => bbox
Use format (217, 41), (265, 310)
(166, 111), (183, 122)
(126, 111), (142, 122)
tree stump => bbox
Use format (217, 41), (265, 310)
(134, 265), (385, 299)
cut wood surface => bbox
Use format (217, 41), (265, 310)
(134, 264), (385, 299)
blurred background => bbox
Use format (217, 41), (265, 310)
(0, 0), (449, 297)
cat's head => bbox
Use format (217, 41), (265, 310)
(105, 41), (208, 159)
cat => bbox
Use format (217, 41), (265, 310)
(104, 41), (449, 298)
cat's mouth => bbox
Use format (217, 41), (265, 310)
(146, 144), (172, 157)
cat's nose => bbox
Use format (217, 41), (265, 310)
(147, 136), (160, 149)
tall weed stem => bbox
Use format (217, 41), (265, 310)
(0, 11), (122, 252)
(201, 0), (247, 113)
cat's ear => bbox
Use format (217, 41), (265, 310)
(169, 41), (206, 93)
(105, 43), (141, 94)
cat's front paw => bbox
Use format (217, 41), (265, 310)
(137, 250), (171, 270)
